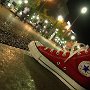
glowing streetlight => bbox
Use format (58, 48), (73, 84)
(71, 6), (88, 28)
(63, 7), (88, 40)
(81, 7), (88, 14)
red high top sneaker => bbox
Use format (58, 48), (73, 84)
(28, 41), (90, 90)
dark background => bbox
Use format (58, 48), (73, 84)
(67, 0), (90, 45)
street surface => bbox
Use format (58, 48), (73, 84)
(0, 43), (70, 90)
(0, 5), (69, 90)
(0, 5), (57, 50)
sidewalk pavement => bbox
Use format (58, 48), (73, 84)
(0, 43), (69, 90)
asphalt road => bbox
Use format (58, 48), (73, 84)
(0, 5), (70, 90)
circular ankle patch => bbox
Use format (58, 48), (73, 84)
(78, 61), (90, 77)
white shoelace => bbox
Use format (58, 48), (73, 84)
(43, 46), (68, 56)
(43, 42), (89, 63)
(64, 42), (89, 62)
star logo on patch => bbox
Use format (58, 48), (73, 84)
(78, 61), (90, 77)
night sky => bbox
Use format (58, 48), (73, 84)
(67, 0), (90, 45)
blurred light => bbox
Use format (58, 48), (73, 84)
(67, 32), (71, 36)
(65, 21), (71, 30)
(36, 15), (39, 20)
(62, 38), (64, 40)
(56, 28), (59, 31)
(77, 45), (80, 49)
(19, 11), (22, 15)
(27, 14), (29, 16)
(65, 41), (67, 43)
(24, 0), (28, 4)
(55, 36), (58, 39)
(23, 7), (30, 14)
(30, 21), (32, 23)
(71, 35), (75, 40)
(60, 40), (65, 44)
(56, 31), (58, 34)
(67, 21), (71, 27)
(65, 25), (70, 30)
(57, 15), (64, 23)
(81, 7), (88, 14)
(45, 20), (48, 24)
(8, 3), (11, 7)
(62, 30), (65, 32)
(18, 0), (22, 4)
(44, 25), (46, 28)
(32, 15), (35, 19)
(71, 30), (75, 34)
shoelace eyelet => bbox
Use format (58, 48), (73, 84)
(56, 52), (59, 55)
(63, 67), (66, 70)
(57, 62), (60, 65)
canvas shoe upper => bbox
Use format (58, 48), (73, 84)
(28, 41), (90, 90)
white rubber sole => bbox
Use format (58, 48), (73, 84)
(28, 41), (86, 90)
